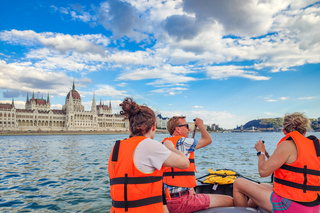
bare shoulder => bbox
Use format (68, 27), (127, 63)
(278, 139), (298, 164)
(279, 139), (296, 149)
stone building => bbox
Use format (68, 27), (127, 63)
(0, 83), (128, 131)
(156, 113), (169, 129)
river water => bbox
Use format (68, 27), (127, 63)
(1, 132), (320, 212)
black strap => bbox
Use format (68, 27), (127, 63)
(274, 177), (320, 191)
(169, 158), (194, 179)
(124, 174), (128, 211)
(163, 171), (195, 177)
(303, 166), (307, 193)
(307, 135), (320, 157)
(112, 140), (121, 162)
(112, 195), (162, 209)
(110, 176), (163, 185)
(280, 164), (320, 176)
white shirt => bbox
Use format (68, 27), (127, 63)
(134, 138), (172, 173)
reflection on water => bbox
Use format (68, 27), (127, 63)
(1, 132), (319, 212)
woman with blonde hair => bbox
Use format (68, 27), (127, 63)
(108, 97), (189, 213)
(233, 112), (320, 213)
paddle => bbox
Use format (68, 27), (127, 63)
(262, 140), (274, 182)
(262, 140), (270, 158)
(192, 119), (197, 138)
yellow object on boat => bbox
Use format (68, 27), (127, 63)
(203, 169), (237, 184)
(208, 169), (236, 176)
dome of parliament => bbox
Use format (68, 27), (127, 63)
(66, 81), (81, 100)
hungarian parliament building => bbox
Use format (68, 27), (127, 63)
(0, 83), (129, 132)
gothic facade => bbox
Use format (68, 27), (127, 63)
(0, 83), (129, 132)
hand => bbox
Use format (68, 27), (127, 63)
(255, 140), (265, 152)
(194, 117), (203, 127)
(163, 140), (175, 151)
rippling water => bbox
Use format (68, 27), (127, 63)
(1, 132), (319, 212)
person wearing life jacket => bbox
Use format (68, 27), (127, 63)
(162, 116), (234, 213)
(233, 112), (320, 213)
(108, 98), (189, 213)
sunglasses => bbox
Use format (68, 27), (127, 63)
(177, 124), (189, 129)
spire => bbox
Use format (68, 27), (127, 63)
(109, 100), (112, 109)
(12, 98), (14, 107)
(72, 79), (75, 90)
(32, 91), (35, 101)
(47, 93), (50, 103)
(100, 98), (102, 106)
(27, 93), (29, 102)
(91, 91), (96, 112)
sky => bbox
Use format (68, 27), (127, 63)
(0, 0), (320, 129)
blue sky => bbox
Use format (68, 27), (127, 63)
(0, 0), (320, 129)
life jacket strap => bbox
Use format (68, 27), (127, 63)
(280, 164), (320, 176)
(307, 135), (320, 157)
(168, 158), (195, 179)
(112, 140), (121, 162)
(124, 174), (128, 211)
(110, 176), (163, 185)
(112, 195), (162, 209)
(163, 171), (195, 177)
(274, 177), (320, 192)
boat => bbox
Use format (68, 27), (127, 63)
(193, 169), (269, 213)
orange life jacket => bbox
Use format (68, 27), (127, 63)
(274, 131), (320, 202)
(162, 135), (197, 188)
(108, 136), (164, 213)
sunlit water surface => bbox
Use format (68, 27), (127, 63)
(1, 132), (319, 212)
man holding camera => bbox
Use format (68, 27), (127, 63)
(162, 116), (233, 213)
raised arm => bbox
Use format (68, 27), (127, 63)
(194, 118), (212, 149)
(255, 139), (296, 177)
(163, 140), (190, 169)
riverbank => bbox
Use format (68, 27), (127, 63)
(0, 129), (169, 136)
(0, 130), (130, 136)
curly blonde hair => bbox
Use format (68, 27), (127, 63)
(120, 97), (155, 137)
(283, 112), (310, 135)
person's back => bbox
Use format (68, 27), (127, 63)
(233, 112), (320, 213)
(108, 98), (189, 213)
(109, 136), (164, 212)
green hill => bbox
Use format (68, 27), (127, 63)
(243, 118), (283, 129)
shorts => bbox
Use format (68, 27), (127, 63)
(166, 190), (210, 213)
(271, 192), (320, 213)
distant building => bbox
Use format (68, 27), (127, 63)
(211, 123), (219, 131)
(0, 82), (129, 131)
(156, 113), (169, 129)
(311, 117), (320, 129)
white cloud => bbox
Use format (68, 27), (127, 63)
(151, 87), (188, 95)
(117, 65), (196, 85)
(0, 30), (109, 55)
(298, 96), (316, 100)
(0, 60), (73, 96)
(94, 84), (128, 97)
(117, 82), (127, 87)
(192, 106), (203, 109)
(51, 104), (63, 109)
(206, 65), (270, 80)
(266, 99), (277, 102)
(278, 97), (289, 100)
